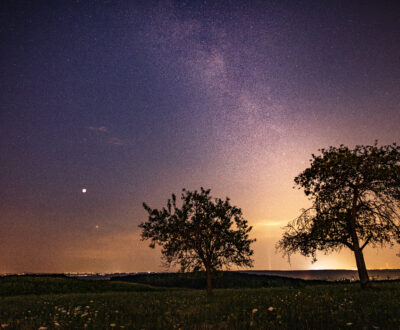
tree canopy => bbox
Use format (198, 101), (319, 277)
(277, 142), (400, 288)
(139, 187), (255, 293)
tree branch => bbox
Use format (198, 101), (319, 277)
(361, 235), (373, 250)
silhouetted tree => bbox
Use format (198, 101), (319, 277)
(139, 187), (255, 294)
(277, 142), (400, 288)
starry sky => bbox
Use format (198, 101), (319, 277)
(1, 0), (400, 273)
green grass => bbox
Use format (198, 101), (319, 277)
(0, 277), (399, 329)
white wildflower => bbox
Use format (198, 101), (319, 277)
(252, 308), (258, 314)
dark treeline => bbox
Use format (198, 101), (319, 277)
(112, 271), (328, 289)
(0, 276), (161, 296)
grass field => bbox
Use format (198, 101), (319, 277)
(0, 276), (399, 329)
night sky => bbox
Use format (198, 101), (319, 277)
(1, 1), (400, 273)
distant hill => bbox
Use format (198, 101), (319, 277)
(241, 269), (400, 281)
(0, 275), (164, 296)
(111, 271), (327, 289)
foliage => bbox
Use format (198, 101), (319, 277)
(139, 188), (255, 276)
(277, 142), (400, 261)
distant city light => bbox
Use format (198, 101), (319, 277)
(82, 188), (87, 194)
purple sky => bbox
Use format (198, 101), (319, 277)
(1, 1), (400, 273)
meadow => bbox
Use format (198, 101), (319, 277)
(0, 276), (399, 329)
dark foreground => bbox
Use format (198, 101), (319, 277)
(0, 276), (399, 329)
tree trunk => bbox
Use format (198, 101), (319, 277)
(353, 248), (370, 288)
(206, 267), (213, 295)
(348, 188), (370, 289)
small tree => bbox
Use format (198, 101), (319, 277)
(277, 142), (400, 288)
(139, 187), (255, 294)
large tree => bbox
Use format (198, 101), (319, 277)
(139, 188), (255, 294)
(277, 142), (400, 288)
